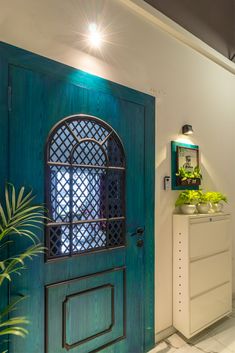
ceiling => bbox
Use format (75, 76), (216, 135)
(145, 0), (235, 60)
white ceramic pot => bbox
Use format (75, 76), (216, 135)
(181, 204), (196, 215)
(197, 203), (210, 214)
(212, 202), (223, 213)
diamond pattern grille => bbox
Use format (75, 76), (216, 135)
(49, 165), (70, 222)
(72, 141), (106, 166)
(46, 116), (125, 260)
(47, 225), (70, 257)
(108, 171), (123, 218)
(104, 135), (124, 167)
(72, 168), (106, 221)
(68, 119), (109, 142)
(49, 125), (77, 163)
(72, 222), (106, 253)
(107, 220), (125, 247)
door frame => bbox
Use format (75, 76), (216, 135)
(0, 41), (155, 353)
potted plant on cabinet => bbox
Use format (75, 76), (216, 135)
(197, 191), (211, 214)
(175, 190), (200, 214)
(203, 191), (228, 213)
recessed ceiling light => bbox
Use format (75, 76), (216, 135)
(88, 23), (103, 48)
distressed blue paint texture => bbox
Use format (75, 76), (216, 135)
(0, 42), (155, 353)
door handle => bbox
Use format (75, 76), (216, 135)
(131, 227), (145, 237)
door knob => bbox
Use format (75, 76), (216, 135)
(131, 227), (145, 237)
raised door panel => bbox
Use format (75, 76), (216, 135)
(46, 268), (125, 353)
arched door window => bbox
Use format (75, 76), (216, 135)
(45, 115), (125, 260)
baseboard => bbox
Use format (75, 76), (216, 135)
(155, 326), (176, 343)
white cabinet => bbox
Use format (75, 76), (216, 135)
(173, 213), (232, 338)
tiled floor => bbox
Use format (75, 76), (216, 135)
(150, 301), (235, 353)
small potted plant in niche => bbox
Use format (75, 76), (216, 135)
(175, 190), (200, 215)
(197, 191), (211, 214)
(204, 191), (228, 213)
(176, 166), (202, 186)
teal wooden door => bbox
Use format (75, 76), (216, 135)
(7, 61), (154, 353)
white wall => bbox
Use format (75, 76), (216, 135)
(0, 0), (234, 337)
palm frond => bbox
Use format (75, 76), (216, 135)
(0, 244), (45, 285)
(11, 184), (16, 214)
(0, 318), (29, 328)
(0, 296), (29, 339)
(0, 297), (26, 320)
(16, 187), (26, 208)
(0, 185), (46, 244)
(0, 184), (47, 342)
(5, 187), (11, 221)
(0, 240), (13, 251)
(0, 326), (28, 337)
(0, 204), (7, 228)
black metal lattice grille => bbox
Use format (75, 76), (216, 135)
(46, 115), (125, 259)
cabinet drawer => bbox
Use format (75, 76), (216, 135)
(190, 251), (231, 297)
(190, 219), (230, 259)
(190, 283), (231, 334)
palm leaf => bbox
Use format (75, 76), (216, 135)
(0, 204), (7, 228)
(0, 184), (47, 342)
(0, 326), (28, 337)
(0, 297), (26, 319)
(0, 244), (45, 285)
(0, 185), (45, 245)
(0, 240), (12, 251)
(11, 184), (16, 214)
(16, 187), (25, 208)
(5, 187), (11, 221)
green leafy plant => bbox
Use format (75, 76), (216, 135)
(175, 190), (200, 207)
(197, 190), (210, 204)
(0, 184), (45, 349)
(201, 191), (228, 204)
(176, 166), (202, 181)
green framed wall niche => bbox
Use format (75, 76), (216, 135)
(171, 141), (200, 190)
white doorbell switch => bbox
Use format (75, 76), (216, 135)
(164, 176), (171, 190)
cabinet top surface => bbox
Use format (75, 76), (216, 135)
(173, 213), (230, 219)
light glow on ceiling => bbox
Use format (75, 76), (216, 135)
(88, 23), (103, 48)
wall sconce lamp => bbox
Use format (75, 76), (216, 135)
(182, 124), (194, 135)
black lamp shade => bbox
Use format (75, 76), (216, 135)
(182, 124), (193, 135)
